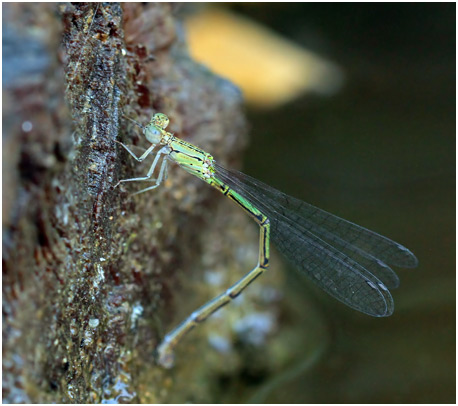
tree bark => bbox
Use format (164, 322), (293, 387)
(3, 3), (254, 403)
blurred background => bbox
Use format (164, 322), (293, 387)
(2, 3), (454, 403)
(182, 3), (455, 403)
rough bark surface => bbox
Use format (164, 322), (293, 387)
(3, 3), (273, 403)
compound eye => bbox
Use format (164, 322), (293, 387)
(145, 126), (162, 143)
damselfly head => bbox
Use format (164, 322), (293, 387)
(152, 113), (170, 130)
(144, 113), (170, 144)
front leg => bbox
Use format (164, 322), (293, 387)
(115, 140), (156, 162)
(114, 146), (169, 189)
(132, 156), (169, 195)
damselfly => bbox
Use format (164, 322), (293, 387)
(116, 113), (418, 367)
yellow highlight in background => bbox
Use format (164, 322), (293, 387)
(185, 8), (344, 109)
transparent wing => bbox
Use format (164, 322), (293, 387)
(214, 163), (418, 317)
